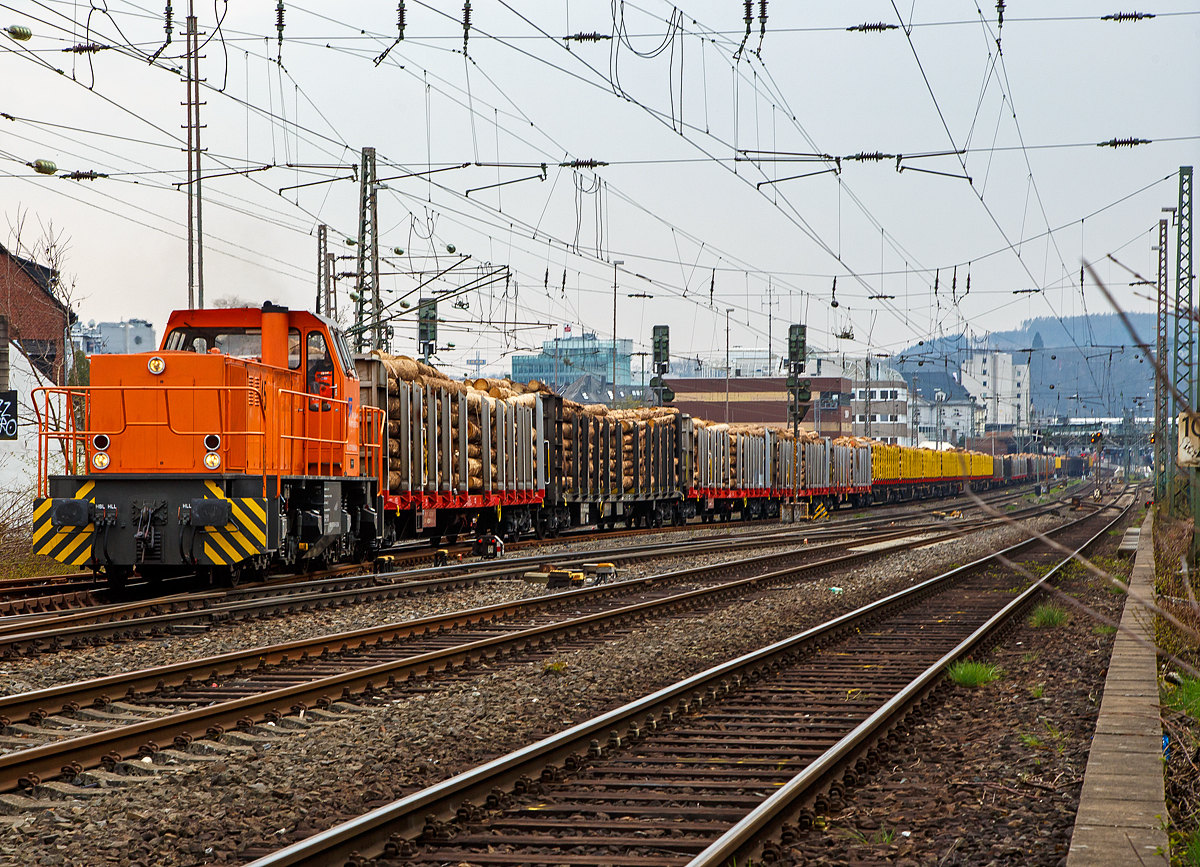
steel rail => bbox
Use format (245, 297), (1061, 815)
(0, 519), (963, 726)
(231, 500), (1123, 866)
(0, 506), (1062, 793)
(0, 510), (978, 654)
(689, 492), (1134, 867)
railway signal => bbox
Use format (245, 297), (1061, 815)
(652, 325), (669, 368)
(650, 325), (672, 405)
(418, 297), (438, 359)
(788, 323), (806, 370)
(787, 325), (810, 423)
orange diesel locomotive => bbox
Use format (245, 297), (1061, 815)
(31, 303), (384, 586)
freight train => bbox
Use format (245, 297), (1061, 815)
(31, 304), (1066, 587)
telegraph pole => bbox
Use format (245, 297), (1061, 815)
(184, 0), (206, 308)
(864, 355), (872, 438)
(725, 308), (733, 423)
(611, 260), (624, 391)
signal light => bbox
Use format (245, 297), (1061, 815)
(652, 325), (669, 367)
(418, 297), (438, 346)
(788, 324), (807, 365)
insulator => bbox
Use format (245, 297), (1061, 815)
(462, 0), (471, 53)
(63, 170), (108, 181)
(848, 151), (888, 161)
(163, 2), (172, 35)
(996, 0), (1005, 26)
(743, 0), (753, 26)
(63, 43), (107, 53)
(847, 21), (898, 31)
(564, 32), (610, 42)
(5, 24), (32, 41)
(759, 0), (767, 35)
(31, 159), (57, 175)
(560, 158), (608, 169)
(397, 1), (405, 38)
(1101, 11), (1155, 21)
(276, 1), (285, 40)
(1097, 137), (1151, 148)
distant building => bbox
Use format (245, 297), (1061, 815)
(905, 369), (976, 447)
(559, 373), (642, 406)
(510, 332), (632, 388)
(0, 243), (71, 384)
(72, 319), (157, 355)
(960, 350), (1032, 431)
(670, 348), (782, 379)
(666, 375), (853, 435)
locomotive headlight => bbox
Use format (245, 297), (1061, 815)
(92, 452), (110, 470)
(92, 434), (110, 451)
(147, 356), (166, 375)
(203, 451), (221, 470)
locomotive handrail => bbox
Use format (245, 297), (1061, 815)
(276, 386), (353, 481)
(32, 384), (266, 497)
(359, 405), (386, 495)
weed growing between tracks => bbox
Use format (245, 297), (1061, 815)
(1029, 603), (1068, 628)
(946, 660), (1002, 688)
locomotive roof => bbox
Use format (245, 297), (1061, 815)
(163, 305), (337, 331)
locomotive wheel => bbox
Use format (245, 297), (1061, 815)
(214, 563), (243, 588)
(104, 566), (131, 591)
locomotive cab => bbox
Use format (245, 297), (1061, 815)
(32, 303), (385, 587)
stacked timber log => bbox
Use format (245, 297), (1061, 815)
(372, 350), (850, 498)
(372, 351), (555, 494)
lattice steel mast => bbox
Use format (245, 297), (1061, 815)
(1171, 167), (1194, 517)
(316, 224), (329, 315)
(1155, 217), (1169, 503)
(353, 147), (382, 352)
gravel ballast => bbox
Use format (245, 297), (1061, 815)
(1, 515), (1073, 867)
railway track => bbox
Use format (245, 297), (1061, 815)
(0, 488), (1074, 657)
(0, 495), (1085, 793)
(1, 478), (1075, 615)
(240, 488), (1133, 867)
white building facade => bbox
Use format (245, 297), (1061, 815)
(959, 351), (1032, 431)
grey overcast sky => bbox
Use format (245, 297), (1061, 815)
(2, 1), (1198, 378)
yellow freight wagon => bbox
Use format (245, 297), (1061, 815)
(921, 448), (939, 480)
(870, 441), (900, 481)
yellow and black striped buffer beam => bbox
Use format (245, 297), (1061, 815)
(196, 481), (268, 567)
(31, 481), (96, 566)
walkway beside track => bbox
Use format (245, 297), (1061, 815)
(1067, 510), (1168, 866)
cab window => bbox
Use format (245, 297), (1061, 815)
(329, 328), (356, 379)
(307, 331), (335, 397)
(165, 327), (262, 358)
(287, 329), (302, 370)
